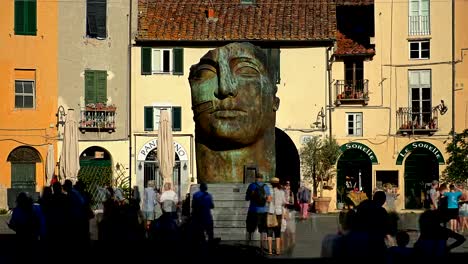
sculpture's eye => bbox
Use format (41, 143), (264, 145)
(192, 65), (216, 81)
(234, 63), (259, 77)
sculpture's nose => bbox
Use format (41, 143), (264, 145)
(215, 67), (238, 99)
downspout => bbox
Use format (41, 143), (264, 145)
(327, 46), (334, 139)
(451, 0), (456, 136)
(128, 0), (133, 194)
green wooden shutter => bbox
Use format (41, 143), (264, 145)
(25, 0), (37, 35)
(141, 47), (152, 75)
(173, 48), (184, 75)
(11, 163), (36, 189)
(85, 70), (96, 104)
(96, 71), (107, 103)
(86, 0), (98, 37)
(95, 0), (107, 39)
(14, 0), (25, 35)
(172, 106), (181, 131)
(144, 107), (154, 131)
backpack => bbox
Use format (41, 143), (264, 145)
(250, 183), (267, 207)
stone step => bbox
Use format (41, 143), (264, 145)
(211, 207), (249, 215)
(211, 193), (247, 201)
(214, 228), (261, 241)
(214, 200), (250, 208)
(213, 214), (247, 221)
(214, 220), (247, 228)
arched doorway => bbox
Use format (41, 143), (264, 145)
(7, 146), (42, 208)
(275, 128), (300, 194)
(337, 149), (373, 201)
(404, 148), (439, 209)
(78, 146), (112, 208)
(143, 149), (181, 195)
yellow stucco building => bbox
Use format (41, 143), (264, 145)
(0, 0), (58, 208)
(455, 0), (468, 133)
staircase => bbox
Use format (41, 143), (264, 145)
(189, 183), (264, 241)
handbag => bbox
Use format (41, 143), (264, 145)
(267, 189), (278, 227)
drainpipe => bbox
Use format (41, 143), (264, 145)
(451, 0), (456, 136)
(128, 0), (133, 195)
(327, 46), (334, 139)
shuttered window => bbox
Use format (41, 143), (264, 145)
(15, 0), (37, 36)
(11, 163), (36, 189)
(144, 106), (154, 131)
(141, 48), (184, 75)
(86, 0), (107, 39)
(172, 106), (182, 131)
(84, 70), (107, 104)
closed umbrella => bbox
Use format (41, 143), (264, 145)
(46, 144), (55, 185)
(157, 109), (175, 186)
(59, 109), (80, 182)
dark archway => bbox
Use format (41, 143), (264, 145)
(275, 128), (300, 194)
(337, 149), (373, 201)
(404, 148), (439, 209)
(7, 146), (42, 208)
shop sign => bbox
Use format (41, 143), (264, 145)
(138, 139), (188, 161)
(340, 142), (379, 165)
(396, 141), (445, 165)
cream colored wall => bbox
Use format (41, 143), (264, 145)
(455, 0), (468, 132)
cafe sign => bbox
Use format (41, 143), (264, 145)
(340, 142), (379, 165)
(396, 141), (445, 165)
(137, 139), (188, 161)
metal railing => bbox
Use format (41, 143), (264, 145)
(396, 106), (439, 134)
(335, 79), (369, 105)
(79, 106), (116, 132)
(409, 15), (430, 36)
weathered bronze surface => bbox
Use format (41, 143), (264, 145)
(189, 42), (280, 183)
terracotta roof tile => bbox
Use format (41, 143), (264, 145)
(335, 0), (373, 6)
(334, 31), (375, 56)
(137, 0), (336, 42)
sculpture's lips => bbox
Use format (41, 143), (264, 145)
(212, 109), (246, 118)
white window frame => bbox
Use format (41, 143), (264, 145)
(152, 105), (173, 131)
(409, 40), (430, 59)
(151, 48), (173, 74)
(15, 79), (35, 109)
(409, 0), (430, 35)
(346, 112), (363, 136)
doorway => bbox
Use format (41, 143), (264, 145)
(337, 149), (373, 200)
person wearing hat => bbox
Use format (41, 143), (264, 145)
(267, 177), (287, 255)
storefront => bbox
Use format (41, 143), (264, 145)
(337, 142), (379, 202)
(136, 138), (190, 201)
(396, 141), (445, 209)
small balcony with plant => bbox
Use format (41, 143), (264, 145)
(396, 106), (439, 135)
(79, 102), (117, 133)
(335, 80), (369, 106)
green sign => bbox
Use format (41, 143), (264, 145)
(396, 141), (445, 165)
(340, 142), (379, 165)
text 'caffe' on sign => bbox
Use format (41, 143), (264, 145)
(396, 141), (445, 165)
(340, 142), (379, 165)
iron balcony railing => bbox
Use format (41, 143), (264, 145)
(397, 106), (439, 134)
(79, 104), (116, 133)
(335, 79), (369, 105)
(409, 15), (430, 36)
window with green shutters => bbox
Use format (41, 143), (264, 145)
(141, 48), (184, 75)
(11, 163), (36, 189)
(84, 70), (107, 104)
(15, 0), (37, 36)
(144, 106), (182, 131)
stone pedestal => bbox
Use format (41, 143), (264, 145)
(190, 183), (262, 241)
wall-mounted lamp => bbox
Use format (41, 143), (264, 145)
(56, 105), (67, 129)
(436, 100), (448, 115)
(312, 107), (326, 129)
(183, 163), (187, 171)
(138, 162), (142, 170)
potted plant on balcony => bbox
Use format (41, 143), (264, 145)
(300, 135), (341, 214)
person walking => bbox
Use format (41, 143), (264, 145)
(143, 180), (157, 230)
(245, 173), (271, 250)
(266, 177), (286, 255)
(191, 182), (215, 243)
(444, 184), (462, 232)
(297, 183), (311, 220)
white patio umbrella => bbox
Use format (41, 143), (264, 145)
(59, 109), (80, 182)
(157, 109), (175, 186)
(46, 144), (55, 185)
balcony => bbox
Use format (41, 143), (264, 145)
(397, 107), (439, 135)
(409, 15), (430, 36)
(79, 103), (116, 133)
(335, 80), (369, 106)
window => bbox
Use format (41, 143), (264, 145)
(345, 59), (364, 86)
(144, 106), (182, 131)
(263, 48), (281, 84)
(86, 0), (107, 39)
(84, 70), (107, 104)
(409, 0), (430, 35)
(346, 113), (363, 136)
(141, 47), (184, 75)
(409, 40), (430, 59)
(409, 70), (431, 127)
(14, 0), (37, 35)
(15, 80), (35, 108)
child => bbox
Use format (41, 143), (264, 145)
(388, 231), (413, 263)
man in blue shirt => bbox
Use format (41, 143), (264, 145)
(192, 182), (215, 242)
(444, 184), (462, 232)
(245, 173), (271, 249)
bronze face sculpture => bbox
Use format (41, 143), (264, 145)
(189, 42), (280, 183)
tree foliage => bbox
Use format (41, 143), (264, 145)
(300, 135), (341, 197)
(443, 129), (468, 183)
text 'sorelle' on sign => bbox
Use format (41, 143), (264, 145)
(395, 141), (445, 165)
(339, 142), (379, 165)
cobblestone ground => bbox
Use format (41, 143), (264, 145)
(1, 213), (467, 258)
